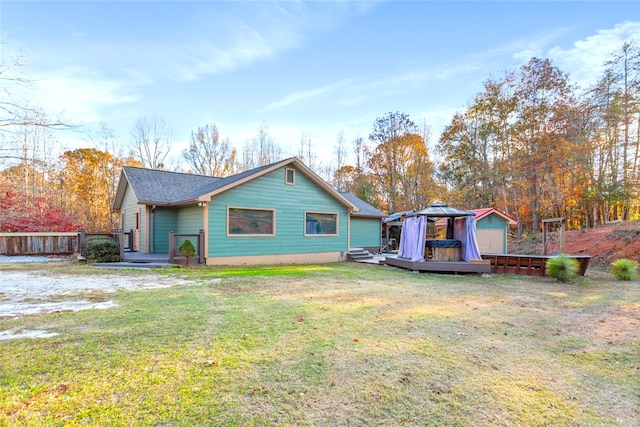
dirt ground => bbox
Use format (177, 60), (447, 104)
(509, 219), (640, 266)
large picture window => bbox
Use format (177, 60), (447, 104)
(228, 207), (275, 236)
(305, 212), (338, 236)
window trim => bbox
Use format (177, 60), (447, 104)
(227, 206), (276, 237)
(304, 211), (339, 237)
(285, 167), (295, 185)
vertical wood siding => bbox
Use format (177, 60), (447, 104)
(121, 185), (147, 251)
(208, 167), (349, 258)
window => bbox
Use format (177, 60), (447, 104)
(227, 207), (275, 236)
(285, 168), (295, 185)
(305, 212), (338, 236)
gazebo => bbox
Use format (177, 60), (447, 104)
(385, 203), (488, 274)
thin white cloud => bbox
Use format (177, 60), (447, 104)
(548, 21), (640, 89)
(262, 80), (353, 112)
(22, 66), (141, 123)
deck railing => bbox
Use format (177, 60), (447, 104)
(168, 230), (205, 264)
(78, 229), (128, 259)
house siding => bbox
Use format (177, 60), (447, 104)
(207, 166), (349, 259)
(176, 206), (204, 234)
(350, 217), (381, 250)
(120, 184), (146, 252)
(152, 208), (177, 253)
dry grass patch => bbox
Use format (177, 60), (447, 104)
(0, 262), (638, 425)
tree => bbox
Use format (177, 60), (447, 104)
(183, 123), (236, 176)
(601, 42), (640, 220)
(511, 58), (577, 233)
(59, 147), (140, 230)
(0, 173), (81, 232)
(367, 112), (437, 212)
(296, 133), (320, 171)
(129, 114), (174, 170)
(368, 132), (436, 212)
(239, 123), (283, 170)
(0, 47), (74, 164)
(438, 75), (517, 211)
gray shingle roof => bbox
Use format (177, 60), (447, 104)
(339, 192), (386, 218)
(117, 159), (358, 212)
(123, 166), (221, 204)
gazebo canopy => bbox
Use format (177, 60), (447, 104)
(407, 203), (476, 218)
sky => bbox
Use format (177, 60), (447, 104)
(1, 1), (639, 169)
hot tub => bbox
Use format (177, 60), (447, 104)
(426, 239), (461, 261)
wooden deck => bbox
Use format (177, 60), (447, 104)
(384, 253), (592, 276)
(481, 253), (591, 276)
(384, 256), (492, 274)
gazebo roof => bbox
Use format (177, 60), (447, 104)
(407, 203), (476, 218)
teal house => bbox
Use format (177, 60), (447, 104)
(112, 158), (381, 265)
(339, 191), (385, 254)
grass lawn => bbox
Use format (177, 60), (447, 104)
(0, 262), (638, 426)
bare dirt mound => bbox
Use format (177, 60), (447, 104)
(509, 220), (640, 266)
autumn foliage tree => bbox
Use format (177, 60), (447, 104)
(367, 112), (439, 213)
(59, 148), (140, 231)
(0, 175), (81, 232)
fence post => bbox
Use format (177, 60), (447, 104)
(118, 229), (125, 260)
(169, 230), (175, 264)
(198, 229), (205, 264)
(78, 229), (85, 256)
(129, 229), (134, 252)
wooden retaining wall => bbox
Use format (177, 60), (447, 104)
(481, 253), (591, 276)
(0, 232), (79, 255)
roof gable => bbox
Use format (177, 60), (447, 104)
(112, 158), (358, 212)
(472, 208), (517, 225)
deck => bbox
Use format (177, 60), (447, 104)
(481, 253), (591, 276)
(383, 253), (591, 276)
(384, 256), (492, 274)
(121, 252), (170, 263)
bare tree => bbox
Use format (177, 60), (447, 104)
(183, 123), (236, 176)
(129, 114), (173, 170)
(240, 123), (283, 170)
(87, 121), (140, 228)
(0, 46), (75, 164)
(297, 133), (320, 170)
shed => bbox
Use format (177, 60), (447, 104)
(472, 208), (517, 254)
(435, 207), (516, 254)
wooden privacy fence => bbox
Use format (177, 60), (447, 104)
(0, 230), (134, 258)
(0, 232), (79, 255)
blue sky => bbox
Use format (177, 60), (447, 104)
(2, 1), (639, 168)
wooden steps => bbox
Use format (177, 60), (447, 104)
(347, 247), (374, 262)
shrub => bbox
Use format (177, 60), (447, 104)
(545, 254), (579, 283)
(84, 237), (120, 263)
(610, 259), (638, 281)
(178, 239), (196, 266)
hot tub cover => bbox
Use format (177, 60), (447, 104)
(426, 239), (461, 248)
